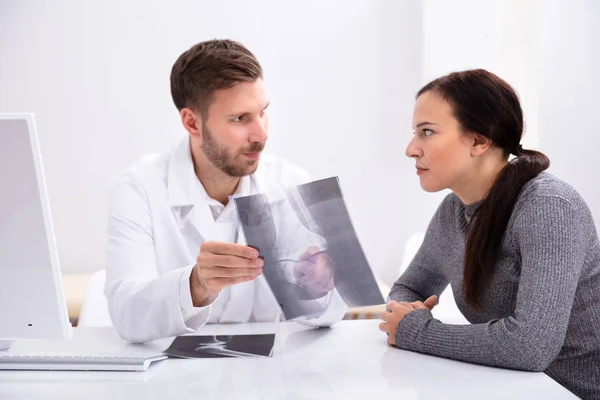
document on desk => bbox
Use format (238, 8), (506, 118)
(164, 334), (275, 358)
(232, 176), (384, 320)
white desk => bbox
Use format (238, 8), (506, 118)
(0, 320), (576, 399)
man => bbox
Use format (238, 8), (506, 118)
(105, 39), (347, 343)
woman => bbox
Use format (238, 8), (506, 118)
(379, 69), (600, 399)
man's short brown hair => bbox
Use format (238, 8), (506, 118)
(170, 39), (263, 118)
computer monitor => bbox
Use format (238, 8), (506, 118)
(0, 114), (72, 342)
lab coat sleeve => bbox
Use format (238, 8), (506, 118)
(105, 171), (212, 343)
(178, 264), (222, 328)
(293, 289), (347, 327)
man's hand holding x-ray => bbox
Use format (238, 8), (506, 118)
(293, 246), (335, 298)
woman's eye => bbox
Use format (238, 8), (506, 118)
(232, 116), (242, 122)
(423, 129), (433, 137)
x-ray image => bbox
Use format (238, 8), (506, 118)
(233, 177), (384, 320)
(165, 334), (276, 359)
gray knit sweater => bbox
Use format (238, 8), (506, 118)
(390, 173), (600, 399)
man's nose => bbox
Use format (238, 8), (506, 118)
(249, 118), (268, 143)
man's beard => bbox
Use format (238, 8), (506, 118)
(200, 124), (264, 177)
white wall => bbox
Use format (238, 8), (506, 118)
(0, 0), (426, 282)
(419, 0), (600, 256)
(2, 0), (598, 284)
(538, 0), (600, 226)
(423, 0), (540, 148)
(381, 0), (542, 284)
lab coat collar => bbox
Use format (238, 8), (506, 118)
(167, 136), (262, 241)
(167, 136), (197, 208)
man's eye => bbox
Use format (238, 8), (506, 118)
(232, 116), (242, 122)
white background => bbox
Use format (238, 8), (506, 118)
(1, 0), (598, 285)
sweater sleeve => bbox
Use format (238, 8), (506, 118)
(388, 196), (453, 303)
(394, 196), (587, 372)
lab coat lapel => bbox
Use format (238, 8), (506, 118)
(168, 136), (236, 245)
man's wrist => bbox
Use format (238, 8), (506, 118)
(189, 266), (211, 307)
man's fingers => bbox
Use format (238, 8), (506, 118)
(313, 260), (332, 282)
(423, 295), (438, 310)
(296, 256), (334, 287)
(298, 276), (318, 286)
(378, 322), (388, 332)
(201, 241), (259, 259)
(205, 275), (257, 288)
(294, 260), (315, 280)
(298, 246), (321, 261)
(199, 253), (263, 269)
(301, 266), (326, 286)
(324, 276), (335, 291)
(199, 266), (263, 279)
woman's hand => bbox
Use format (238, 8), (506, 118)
(379, 295), (437, 346)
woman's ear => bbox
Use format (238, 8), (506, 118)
(469, 132), (493, 157)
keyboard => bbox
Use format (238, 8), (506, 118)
(0, 352), (167, 372)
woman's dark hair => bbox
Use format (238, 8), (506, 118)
(417, 69), (550, 309)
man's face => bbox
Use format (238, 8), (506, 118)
(199, 79), (269, 177)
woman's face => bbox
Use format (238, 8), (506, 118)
(406, 91), (476, 193)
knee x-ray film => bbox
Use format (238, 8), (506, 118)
(232, 177), (384, 320)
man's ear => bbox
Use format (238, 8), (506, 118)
(180, 108), (202, 138)
(469, 132), (493, 157)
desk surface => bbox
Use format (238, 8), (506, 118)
(0, 320), (576, 400)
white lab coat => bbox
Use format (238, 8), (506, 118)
(105, 137), (347, 343)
